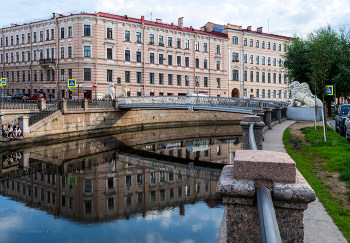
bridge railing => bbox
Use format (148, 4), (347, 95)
(0, 100), (38, 110)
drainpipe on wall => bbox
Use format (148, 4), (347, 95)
(142, 23), (145, 96)
(29, 23), (33, 97)
(55, 14), (59, 100)
(95, 15), (99, 100)
(228, 45), (231, 97)
(242, 31), (245, 98)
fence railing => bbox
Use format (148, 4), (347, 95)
(271, 109), (277, 122)
(281, 108), (287, 119)
(0, 100), (38, 109)
(88, 100), (113, 109)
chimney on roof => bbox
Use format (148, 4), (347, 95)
(178, 17), (183, 29)
(247, 26), (252, 31)
(156, 19), (162, 24)
(141, 15), (144, 21)
(257, 27), (263, 33)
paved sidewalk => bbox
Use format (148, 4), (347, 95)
(263, 120), (347, 243)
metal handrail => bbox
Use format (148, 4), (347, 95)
(249, 123), (258, 150)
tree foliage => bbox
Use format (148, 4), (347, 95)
(284, 26), (350, 104)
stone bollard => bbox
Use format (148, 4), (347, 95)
(59, 99), (67, 113)
(264, 108), (272, 130)
(277, 108), (282, 123)
(18, 116), (29, 137)
(38, 98), (46, 111)
(82, 99), (89, 111)
(217, 150), (316, 243)
(240, 115), (264, 150)
(113, 99), (119, 110)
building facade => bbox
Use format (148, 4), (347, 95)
(226, 24), (291, 99)
(0, 12), (228, 99)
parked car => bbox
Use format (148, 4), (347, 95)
(0, 94), (12, 100)
(35, 91), (46, 97)
(345, 113), (350, 140)
(28, 93), (46, 100)
(335, 104), (350, 136)
(12, 93), (29, 100)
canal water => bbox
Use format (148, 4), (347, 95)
(0, 125), (242, 243)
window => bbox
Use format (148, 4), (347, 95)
(150, 172), (156, 184)
(279, 73), (282, 83)
(268, 57), (271, 65)
(216, 60), (220, 70)
(273, 73), (277, 83)
(244, 54), (247, 63)
(262, 72), (266, 83)
(34, 70), (37, 81)
(243, 38), (247, 46)
(256, 40), (259, 48)
(27, 33), (30, 43)
(203, 43), (208, 52)
(125, 30), (130, 41)
(159, 35), (164, 45)
(40, 70), (44, 81)
(262, 41), (265, 49)
(168, 37), (172, 47)
(204, 59), (208, 69)
(273, 43), (276, 50)
(268, 89), (271, 98)
(243, 70), (247, 81)
(262, 56), (265, 65)
(60, 69), (64, 81)
(84, 68), (91, 81)
(250, 71), (254, 82)
(176, 38), (181, 48)
(150, 73), (154, 84)
(107, 48), (112, 59)
(134, 72), (141, 84)
(51, 29), (54, 39)
(273, 90), (277, 98)
(195, 58), (199, 68)
(262, 89), (266, 98)
(22, 34), (25, 44)
(256, 89), (260, 98)
(85, 179), (92, 193)
(185, 40), (189, 49)
(125, 71), (130, 83)
(204, 77), (208, 87)
(137, 51), (142, 62)
(150, 53), (154, 63)
(84, 25), (91, 36)
(256, 55), (259, 64)
(267, 42), (271, 49)
(216, 45), (220, 54)
(149, 34), (154, 44)
(33, 32), (37, 42)
(244, 88), (247, 97)
(40, 31), (44, 41)
(136, 32), (141, 43)
(232, 52), (239, 62)
(159, 73), (163, 84)
(60, 27), (65, 38)
(216, 78), (220, 88)
(185, 57), (189, 67)
(273, 58), (276, 66)
(68, 46), (72, 58)
(249, 39), (253, 47)
(125, 175), (131, 187)
(177, 75), (181, 86)
(107, 27), (112, 38)
(168, 55), (172, 65)
(6, 53), (8, 63)
(177, 56), (181, 66)
(46, 70), (50, 81)
(195, 41), (199, 51)
(278, 44), (281, 51)
(250, 55), (253, 64)
(284, 75), (288, 84)
(107, 70), (112, 81)
(33, 51), (36, 61)
(256, 71), (260, 83)
(232, 36), (238, 44)
(16, 35), (19, 45)
(22, 71), (25, 82)
(10, 53), (13, 62)
(45, 29), (49, 40)
(61, 47), (64, 58)
(232, 70), (239, 81)
(168, 74), (173, 85)
(84, 46), (91, 57)
(278, 58), (282, 66)
(268, 73), (271, 83)
(125, 50), (130, 61)
(284, 90), (287, 98)
(284, 44), (287, 52)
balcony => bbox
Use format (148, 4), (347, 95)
(39, 58), (55, 64)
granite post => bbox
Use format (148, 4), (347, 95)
(18, 116), (29, 137)
(217, 150), (316, 243)
(38, 98), (46, 111)
(59, 99), (67, 113)
(240, 115), (265, 150)
(251, 109), (264, 122)
(264, 108), (272, 130)
(82, 99), (89, 111)
(277, 108), (282, 123)
(113, 99), (119, 110)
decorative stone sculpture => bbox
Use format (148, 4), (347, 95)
(290, 81), (323, 107)
(102, 83), (127, 100)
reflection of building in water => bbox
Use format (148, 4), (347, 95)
(138, 137), (242, 165)
(0, 150), (221, 223)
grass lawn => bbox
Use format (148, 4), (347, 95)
(283, 125), (350, 241)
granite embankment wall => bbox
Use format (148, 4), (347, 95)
(1, 108), (246, 147)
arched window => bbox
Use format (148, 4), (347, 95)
(273, 43), (276, 50)
(232, 36), (238, 45)
(283, 44), (287, 52)
(267, 42), (271, 49)
(262, 41), (265, 49)
(278, 58), (282, 66)
(256, 55), (259, 64)
(243, 38), (247, 46)
(249, 39), (253, 47)
(262, 56), (266, 65)
(278, 44), (281, 51)
(273, 58), (277, 66)
(255, 40), (259, 48)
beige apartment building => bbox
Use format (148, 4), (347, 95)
(226, 24), (291, 99)
(0, 12), (228, 99)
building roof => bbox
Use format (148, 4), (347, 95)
(242, 29), (291, 40)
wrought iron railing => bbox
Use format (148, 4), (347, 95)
(281, 108), (287, 119)
(67, 100), (83, 110)
(88, 99), (113, 109)
(29, 103), (58, 126)
(0, 100), (38, 109)
(271, 109), (277, 122)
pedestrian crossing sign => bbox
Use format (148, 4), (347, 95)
(67, 79), (76, 88)
(68, 176), (77, 186)
(69, 87), (74, 91)
(326, 85), (333, 96)
(0, 78), (6, 86)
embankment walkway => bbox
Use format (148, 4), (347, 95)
(263, 120), (347, 243)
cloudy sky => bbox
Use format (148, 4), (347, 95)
(1, 0), (349, 37)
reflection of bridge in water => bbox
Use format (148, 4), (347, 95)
(0, 127), (238, 223)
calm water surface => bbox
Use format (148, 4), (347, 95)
(0, 125), (242, 243)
